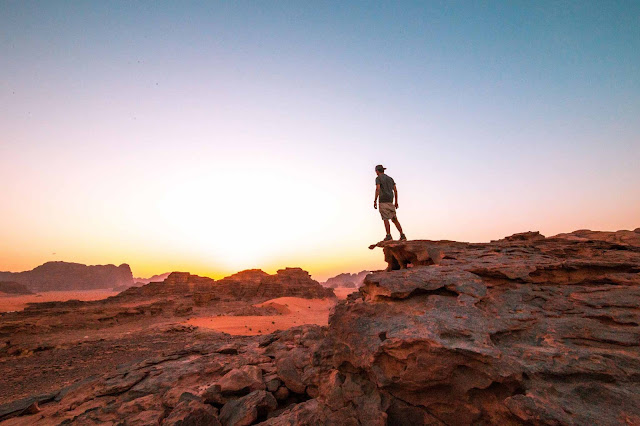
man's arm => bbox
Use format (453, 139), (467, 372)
(374, 184), (380, 209)
(393, 185), (399, 209)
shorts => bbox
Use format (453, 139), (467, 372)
(379, 203), (397, 220)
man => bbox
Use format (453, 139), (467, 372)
(373, 165), (407, 241)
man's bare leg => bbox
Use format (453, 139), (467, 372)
(384, 219), (391, 235)
(392, 217), (403, 234)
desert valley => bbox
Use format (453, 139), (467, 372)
(1, 229), (639, 425)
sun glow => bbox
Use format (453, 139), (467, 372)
(155, 160), (340, 272)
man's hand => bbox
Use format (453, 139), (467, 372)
(373, 201), (377, 209)
(395, 202), (399, 209)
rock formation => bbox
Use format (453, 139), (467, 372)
(0, 281), (33, 295)
(331, 230), (640, 424)
(2, 229), (639, 425)
(223, 269), (270, 284)
(323, 271), (369, 289)
(194, 268), (335, 304)
(0, 261), (133, 292)
(119, 268), (335, 305)
(553, 228), (640, 246)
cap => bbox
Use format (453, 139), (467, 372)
(375, 165), (386, 172)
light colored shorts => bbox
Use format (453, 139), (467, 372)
(379, 202), (397, 220)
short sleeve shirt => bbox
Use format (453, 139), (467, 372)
(375, 174), (395, 203)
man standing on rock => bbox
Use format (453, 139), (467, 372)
(374, 165), (407, 241)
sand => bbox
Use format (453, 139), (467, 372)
(188, 297), (338, 336)
(333, 287), (358, 300)
(0, 289), (118, 312)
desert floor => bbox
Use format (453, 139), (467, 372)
(0, 287), (358, 403)
(186, 288), (358, 336)
(0, 289), (119, 312)
(333, 287), (357, 299)
(187, 297), (334, 335)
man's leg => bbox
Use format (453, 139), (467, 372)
(384, 219), (391, 235)
(392, 217), (403, 234)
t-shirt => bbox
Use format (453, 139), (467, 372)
(375, 174), (395, 203)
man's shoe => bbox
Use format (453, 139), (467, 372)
(383, 234), (393, 241)
(399, 233), (407, 241)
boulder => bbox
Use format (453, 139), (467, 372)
(217, 365), (265, 394)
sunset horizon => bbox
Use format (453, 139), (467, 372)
(3, 225), (640, 283)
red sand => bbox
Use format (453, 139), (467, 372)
(0, 290), (118, 312)
(333, 287), (358, 300)
(187, 297), (338, 336)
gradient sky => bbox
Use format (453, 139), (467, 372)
(1, 1), (639, 281)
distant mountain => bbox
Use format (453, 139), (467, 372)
(322, 271), (369, 289)
(133, 272), (172, 285)
(0, 261), (133, 292)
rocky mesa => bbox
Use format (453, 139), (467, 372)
(0, 262), (133, 292)
(1, 229), (639, 425)
(121, 267), (335, 304)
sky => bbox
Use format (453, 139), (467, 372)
(1, 1), (639, 281)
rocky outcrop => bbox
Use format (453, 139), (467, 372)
(553, 228), (640, 246)
(323, 271), (369, 289)
(223, 269), (270, 284)
(120, 271), (216, 298)
(0, 326), (330, 424)
(0, 262), (133, 292)
(329, 230), (640, 424)
(252, 268), (335, 300)
(0, 282), (33, 295)
(120, 268), (334, 305)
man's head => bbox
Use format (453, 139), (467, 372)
(375, 164), (386, 175)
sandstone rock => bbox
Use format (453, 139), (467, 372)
(219, 390), (277, 426)
(125, 268), (335, 304)
(273, 386), (289, 401)
(553, 228), (640, 246)
(164, 394), (220, 426)
(222, 269), (269, 283)
(276, 353), (306, 394)
(338, 231), (640, 424)
(217, 365), (265, 394)
(0, 261), (133, 291)
(495, 230), (545, 242)
(368, 239), (448, 270)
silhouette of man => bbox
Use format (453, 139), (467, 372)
(373, 165), (406, 241)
